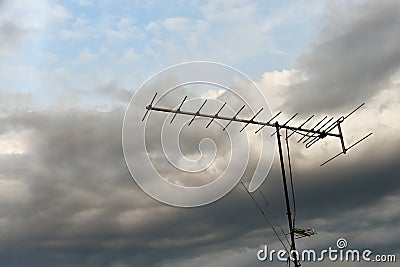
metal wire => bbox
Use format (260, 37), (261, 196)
(241, 182), (289, 252)
(260, 191), (291, 245)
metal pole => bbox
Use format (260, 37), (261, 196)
(275, 122), (300, 267)
(337, 120), (346, 154)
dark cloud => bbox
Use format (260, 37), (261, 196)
(94, 80), (132, 103)
(0, 20), (26, 47)
(0, 107), (275, 266)
(0, 105), (398, 266)
(285, 0), (400, 113)
(0, 1), (36, 51)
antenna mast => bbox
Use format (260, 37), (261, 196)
(142, 93), (372, 267)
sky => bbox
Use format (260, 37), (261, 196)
(0, 0), (399, 266)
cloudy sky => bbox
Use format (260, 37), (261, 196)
(1, 0), (399, 266)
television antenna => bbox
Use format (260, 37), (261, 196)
(142, 92), (372, 267)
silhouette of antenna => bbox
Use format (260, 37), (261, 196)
(142, 93), (372, 267)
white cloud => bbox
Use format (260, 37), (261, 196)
(123, 48), (141, 61)
(47, 3), (71, 20)
(75, 0), (93, 6)
(145, 21), (161, 32)
(258, 69), (303, 110)
(201, 89), (226, 99)
(0, 131), (31, 155)
(72, 13), (88, 28)
(256, 64), (400, 173)
(139, 1), (294, 67)
(79, 48), (97, 61)
(60, 28), (82, 39)
(200, 0), (258, 22)
(104, 17), (140, 39)
(162, 17), (192, 32)
(0, 1), (70, 33)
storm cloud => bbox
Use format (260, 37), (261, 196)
(285, 0), (400, 113)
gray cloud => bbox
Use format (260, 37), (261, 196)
(94, 80), (132, 103)
(0, 20), (27, 48)
(0, 1), (37, 52)
(0, 104), (398, 266)
(0, 105), (274, 266)
(285, 0), (400, 113)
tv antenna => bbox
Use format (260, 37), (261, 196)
(142, 92), (372, 267)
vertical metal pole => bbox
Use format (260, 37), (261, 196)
(275, 123), (300, 267)
(337, 121), (346, 154)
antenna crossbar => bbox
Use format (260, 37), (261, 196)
(271, 113), (298, 136)
(303, 117), (333, 143)
(255, 111), (281, 134)
(146, 105), (340, 137)
(297, 116), (328, 143)
(286, 115), (314, 139)
(223, 105), (245, 131)
(240, 108), (263, 132)
(143, 95), (371, 166)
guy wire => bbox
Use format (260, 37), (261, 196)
(240, 182), (289, 251)
(260, 190), (291, 245)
